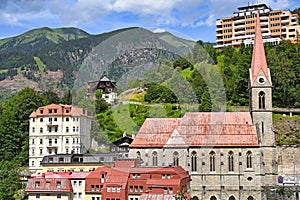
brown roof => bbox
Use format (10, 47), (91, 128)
(29, 104), (91, 118)
(130, 112), (259, 148)
(250, 12), (271, 85)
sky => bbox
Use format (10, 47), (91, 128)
(0, 0), (300, 42)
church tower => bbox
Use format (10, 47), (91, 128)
(249, 11), (277, 186)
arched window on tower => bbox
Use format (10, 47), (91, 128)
(258, 91), (265, 109)
(152, 151), (158, 166)
(246, 151), (253, 169)
(247, 196), (254, 200)
(191, 151), (197, 172)
(228, 151), (234, 172)
(209, 151), (216, 172)
(173, 151), (179, 166)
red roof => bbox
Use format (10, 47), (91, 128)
(250, 12), (271, 85)
(139, 194), (175, 200)
(130, 112), (259, 147)
(29, 104), (91, 118)
(25, 178), (72, 192)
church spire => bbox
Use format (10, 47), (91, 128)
(250, 11), (271, 85)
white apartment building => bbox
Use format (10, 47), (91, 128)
(29, 104), (92, 172)
(215, 3), (299, 48)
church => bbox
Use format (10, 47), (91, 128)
(129, 12), (277, 200)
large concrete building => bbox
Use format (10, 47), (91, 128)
(29, 104), (92, 172)
(215, 3), (299, 48)
(129, 12), (277, 200)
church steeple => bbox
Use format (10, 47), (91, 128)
(250, 11), (271, 86)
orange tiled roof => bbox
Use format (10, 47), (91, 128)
(250, 12), (270, 84)
(29, 104), (91, 118)
(130, 112), (259, 147)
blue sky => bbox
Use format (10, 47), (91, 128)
(0, 0), (299, 42)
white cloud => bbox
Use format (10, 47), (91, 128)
(153, 28), (166, 33)
(0, 0), (297, 29)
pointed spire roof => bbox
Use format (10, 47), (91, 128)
(250, 11), (270, 84)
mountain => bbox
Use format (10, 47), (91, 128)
(0, 27), (196, 102)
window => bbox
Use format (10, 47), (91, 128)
(40, 109), (44, 114)
(247, 196), (254, 200)
(191, 151), (197, 172)
(73, 126), (76, 132)
(55, 126), (58, 132)
(162, 174), (166, 179)
(152, 151), (158, 166)
(36, 194), (40, 199)
(134, 186), (138, 192)
(130, 186), (133, 192)
(54, 138), (57, 144)
(112, 186), (116, 192)
(74, 181), (77, 186)
(258, 91), (265, 109)
(117, 186), (121, 192)
(54, 117), (57, 121)
(49, 117), (52, 122)
(40, 139), (43, 144)
(73, 138), (75, 143)
(246, 151), (253, 169)
(173, 151), (179, 166)
(32, 127), (35, 133)
(79, 181), (82, 186)
(66, 127), (69, 132)
(66, 117), (69, 121)
(107, 187), (111, 192)
(56, 181), (61, 188)
(76, 127), (79, 132)
(210, 151), (216, 172)
(32, 118), (35, 122)
(78, 193), (82, 199)
(49, 139), (52, 146)
(66, 148), (69, 154)
(136, 151), (141, 160)
(40, 127), (43, 133)
(91, 185), (95, 191)
(228, 151), (234, 172)
(96, 185), (99, 191)
(54, 109), (57, 113)
(73, 193), (77, 198)
(229, 196), (236, 200)
(40, 149), (43, 155)
(35, 181), (40, 187)
(40, 118), (43, 122)
(32, 149), (35, 156)
(32, 160), (35, 166)
(66, 138), (69, 144)
(57, 194), (61, 199)
(32, 139), (35, 144)
(49, 109), (52, 113)
(169, 187), (173, 194)
(210, 196), (217, 200)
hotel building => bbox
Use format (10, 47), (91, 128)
(215, 3), (299, 48)
(29, 104), (92, 172)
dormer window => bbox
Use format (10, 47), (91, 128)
(40, 109), (44, 114)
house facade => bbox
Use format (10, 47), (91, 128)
(29, 104), (92, 172)
(129, 12), (277, 200)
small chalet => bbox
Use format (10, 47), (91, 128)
(87, 76), (117, 104)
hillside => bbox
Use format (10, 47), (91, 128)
(0, 27), (195, 102)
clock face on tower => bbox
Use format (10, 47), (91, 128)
(257, 76), (265, 85)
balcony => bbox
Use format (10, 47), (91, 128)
(234, 19), (245, 24)
(216, 27), (222, 31)
(260, 22), (269, 25)
(216, 33), (223, 37)
(281, 20), (289, 24)
(235, 24), (245, 29)
(281, 13), (290, 17)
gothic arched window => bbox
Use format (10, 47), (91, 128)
(258, 91), (265, 109)
(247, 196), (254, 200)
(228, 151), (234, 172)
(246, 151), (253, 169)
(191, 151), (197, 172)
(210, 196), (217, 200)
(229, 196), (236, 200)
(173, 151), (179, 166)
(152, 151), (158, 166)
(209, 151), (216, 172)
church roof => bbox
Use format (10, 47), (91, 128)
(250, 11), (270, 85)
(130, 112), (259, 148)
